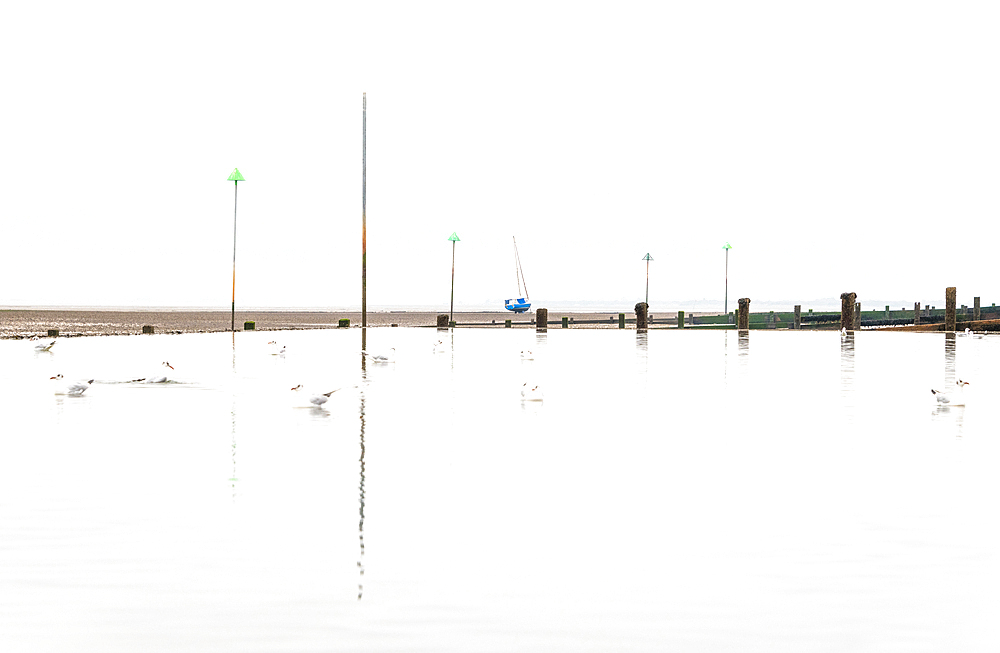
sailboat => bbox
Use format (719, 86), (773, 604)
(505, 237), (531, 313)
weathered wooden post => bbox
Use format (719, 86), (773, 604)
(737, 298), (750, 330)
(436, 314), (448, 329)
(854, 303), (861, 330)
(536, 308), (548, 332)
(635, 302), (648, 330)
(618, 313), (625, 329)
(142, 325), (155, 334)
(794, 305), (801, 330)
(505, 319), (511, 328)
(339, 318), (350, 328)
(840, 292), (856, 331)
(47, 329), (59, 337)
(914, 302), (921, 326)
(562, 316), (569, 329)
(677, 310), (685, 328)
(974, 296), (981, 321)
(243, 321), (255, 331)
(945, 287), (957, 332)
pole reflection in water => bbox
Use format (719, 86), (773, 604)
(934, 332), (965, 436)
(944, 332), (957, 386)
(840, 331), (855, 421)
(358, 329), (367, 600)
(230, 332), (238, 500)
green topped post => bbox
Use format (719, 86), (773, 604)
(227, 168), (245, 332)
(642, 253), (653, 306)
(448, 232), (460, 326)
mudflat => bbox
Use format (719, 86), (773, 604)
(1, 309), (657, 338)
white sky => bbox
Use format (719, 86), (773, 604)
(2, 2), (998, 312)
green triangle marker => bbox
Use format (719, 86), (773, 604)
(643, 253), (653, 261)
(723, 242), (732, 250)
(448, 232), (460, 242)
(228, 168), (245, 182)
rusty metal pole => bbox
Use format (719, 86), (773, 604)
(362, 93), (367, 328)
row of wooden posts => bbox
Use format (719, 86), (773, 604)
(433, 287), (977, 332)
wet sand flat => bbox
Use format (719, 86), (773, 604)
(0, 309), (667, 338)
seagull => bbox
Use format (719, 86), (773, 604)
(269, 342), (287, 357)
(963, 328), (984, 339)
(521, 383), (544, 401)
(290, 385), (343, 407)
(50, 374), (93, 396)
(363, 347), (395, 363)
(140, 361), (174, 383)
(433, 340), (446, 352)
(931, 379), (970, 406)
(520, 350), (534, 360)
(32, 338), (56, 352)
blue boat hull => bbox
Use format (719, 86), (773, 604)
(505, 298), (531, 314)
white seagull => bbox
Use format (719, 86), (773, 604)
(50, 374), (93, 396)
(521, 383), (544, 401)
(931, 379), (970, 406)
(290, 385), (343, 407)
(268, 341), (287, 357)
(363, 347), (395, 363)
(143, 361), (174, 383)
(32, 338), (56, 352)
(963, 328), (984, 339)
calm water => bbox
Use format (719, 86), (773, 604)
(2, 328), (998, 652)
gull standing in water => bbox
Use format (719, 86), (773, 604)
(363, 347), (395, 363)
(141, 362), (174, 383)
(521, 383), (544, 401)
(290, 385), (345, 407)
(963, 328), (985, 339)
(50, 374), (93, 396)
(931, 379), (970, 406)
(32, 338), (56, 352)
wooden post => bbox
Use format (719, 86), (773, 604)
(562, 316), (569, 329)
(47, 329), (59, 337)
(945, 287), (957, 332)
(536, 308), (548, 332)
(436, 314), (448, 329)
(505, 319), (511, 328)
(635, 302), (648, 330)
(914, 302), (921, 325)
(974, 296), (981, 321)
(794, 305), (801, 330)
(840, 292), (856, 331)
(339, 318), (350, 328)
(618, 313), (625, 329)
(737, 298), (750, 330)
(142, 325), (154, 334)
(243, 321), (255, 331)
(854, 303), (861, 330)
(677, 310), (685, 328)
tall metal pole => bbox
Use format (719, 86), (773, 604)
(362, 93), (367, 328)
(642, 253), (653, 306)
(227, 168), (244, 332)
(448, 232), (460, 325)
(723, 242), (732, 320)
(450, 240), (456, 324)
(232, 181), (237, 332)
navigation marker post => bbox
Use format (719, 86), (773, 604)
(228, 168), (245, 332)
(723, 242), (732, 322)
(448, 232), (460, 326)
(642, 253), (653, 306)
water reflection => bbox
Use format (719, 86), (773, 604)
(944, 332), (956, 386)
(230, 333), (238, 499)
(840, 331), (855, 420)
(358, 329), (367, 600)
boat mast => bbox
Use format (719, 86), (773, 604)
(513, 236), (529, 301)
